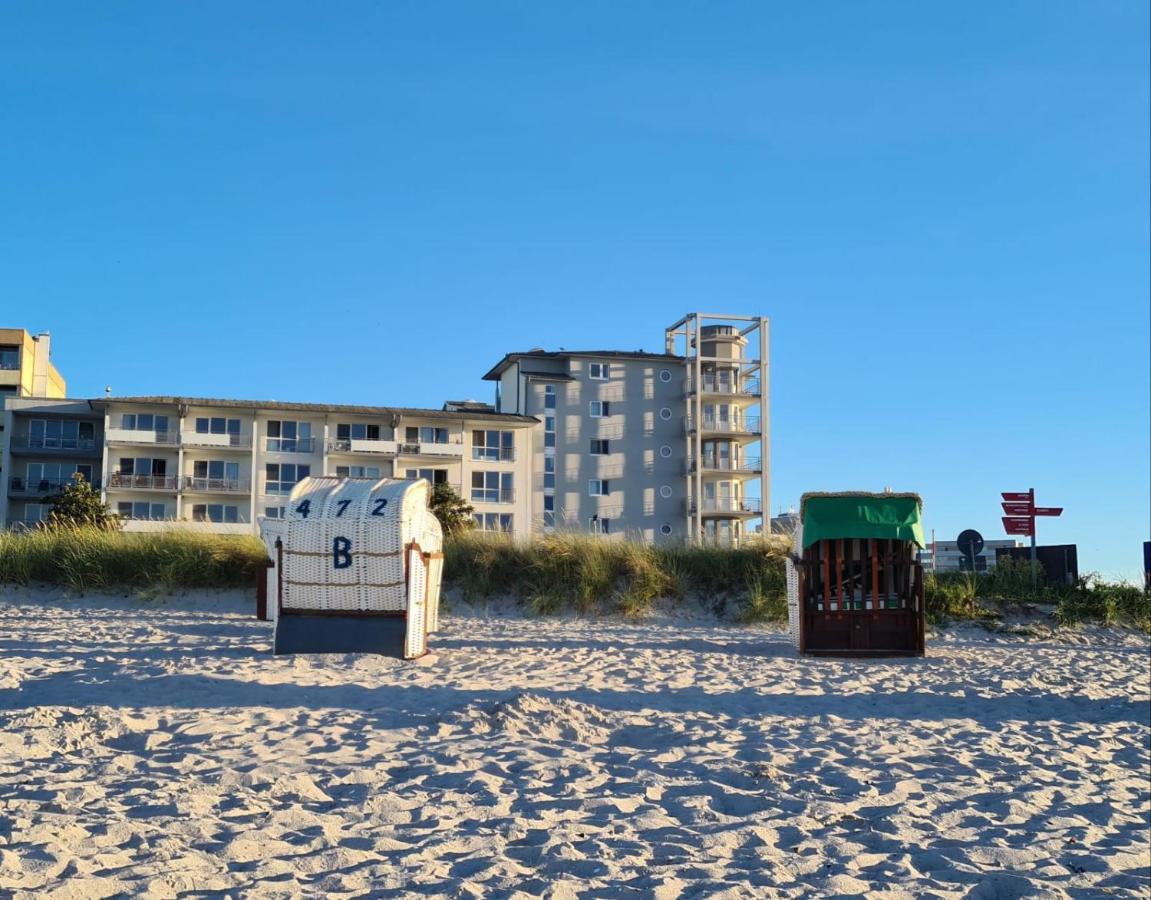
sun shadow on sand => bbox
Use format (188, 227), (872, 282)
(3, 666), (1145, 727)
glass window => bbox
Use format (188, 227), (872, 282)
(473, 430), (514, 461)
(590, 516), (610, 534)
(543, 455), (555, 490)
(265, 463), (310, 494)
(589, 363), (609, 380)
(589, 401), (609, 418)
(336, 466), (381, 478)
(473, 512), (514, 533)
(544, 385), (556, 409)
(588, 479), (610, 496)
(590, 439), (609, 455)
(266, 420), (313, 453)
(337, 423), (381, 441)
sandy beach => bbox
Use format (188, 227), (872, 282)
(0, 587), (1147, 898)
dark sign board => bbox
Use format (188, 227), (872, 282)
(996, 545), (1078, 586)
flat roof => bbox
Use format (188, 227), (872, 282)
(483, 349), (683, 381)
(89, 395), (538, 425)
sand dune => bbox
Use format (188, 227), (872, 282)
(0, 586), (1147, 898)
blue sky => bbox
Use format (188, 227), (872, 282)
(2, 3), (1147, 578)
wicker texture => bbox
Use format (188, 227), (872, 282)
(786, 523), (802, 649)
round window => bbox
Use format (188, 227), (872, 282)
(660, 408), (672, 420)
(660, 523), (673, 536)
(659, 369), (672, 383)
(659, 445), (672, 458)
(659, 485), (673, 499)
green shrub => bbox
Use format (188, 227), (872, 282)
(0, 526), (268, 591)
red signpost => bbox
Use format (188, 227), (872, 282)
(1000, 489), (1063, 578)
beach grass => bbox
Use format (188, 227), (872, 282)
(0, 526), (268, 591)
(443, 530), (790, 621)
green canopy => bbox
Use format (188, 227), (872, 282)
(800, 493), (925, 549)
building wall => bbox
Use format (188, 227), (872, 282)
(0, 329), (66, 399)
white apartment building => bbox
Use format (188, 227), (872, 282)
(2, 312), (770, 546)
(485, 313), (769, 545)
(1, 396), (538, 536)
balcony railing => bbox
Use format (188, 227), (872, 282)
(691, 497), (762, 514)
(9, 476), (101, 495)
(471, 447), (516, 462)
(181, 431), (252, 450)
(327, 438), (398, 455)
(188, 513), (253, 525)
(470, 488), (515, 505)
(265, 437), (316, 454)
(686, 378), (761, 396)
(11, 437), (100, 452)
(0, 359), (20, 371)
(397, 441), (465, 458)
(107, 473), (180, 491)
(690, 456), (762, 473)
(183, 477), (251, 494)
(687, 416), (762, 435)
(106, 428), (179, 445)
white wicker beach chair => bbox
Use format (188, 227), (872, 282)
(259, 477), (444, 659)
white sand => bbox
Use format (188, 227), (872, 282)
(0, 587), (1148, 899)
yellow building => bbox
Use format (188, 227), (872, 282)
(0, 329), (66, 399)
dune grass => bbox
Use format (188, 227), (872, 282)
(443, 531), (789, 622)
(924, 557), (1150, 632)
(0, 526), (268, 591)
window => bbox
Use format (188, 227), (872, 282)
(660, 408), (673, 420)
(544, 385), (556, 409)
(336, 423), (381, 441)
(543, 456), (555, 490)
(28, 419), (94, 450)
(264, 506), (285, 519)
(471, 471), (513, 503)
(661, 523), (673, 536)
(544, 415), (556, 449)
(337, 465), (381, 478)
(589, 439), (609, 455)
(117, 458), (168, 485)
(195, 417), (241, 436)
(473, 513), (514, 533)
(405, 426), (448, 445)
(266, 420), (313, 453)
(590, 516), (610, 534)
(588, 401), (610, 418)
(543, 495), (555, 528)
(23, 503), (46, 523)
(405, 468), (448, 484)
(121, 413), (170, 432)
(192, 503), (240, 523)
(660, 445), (673, 458)
(117, 502), (166, 520)
(472, 430), (515, 461)
(0, 346), (18, 370)
(660, 485), (673, 499)
(24, 462), (90, 491)
(588, 479), (610, 497)
(192, 460), (241, 480)
(265, 463), (310, 494)
(589, 362), (610, 380)
(659, 369), (672, 383)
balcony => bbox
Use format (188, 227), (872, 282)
(9, 436), (102, 457)
(265, 437), (317, 454)
(689, 456), (762, 475)
(106, 428), (178, 446)
(687, 416), (762, 436)
(471, 447), (516, 462)
(327, 438), (398, 456)
(396, 441), (465, 459)
(686, 377), (761, 397)
(107, 473), (180, 491)
(9, 476), (102, 496)
(470, 489), (515, 505)
(181, 431), (252, 450)
(691, 497), (762, 516)
(183, 477), (251, 494)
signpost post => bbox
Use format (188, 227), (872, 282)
(1000, 489), (1063, 583)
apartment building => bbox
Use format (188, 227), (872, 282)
(0, 397), (104, 528)
(0, 329), (66, 400)
(85, 397), (537, 536)
(485, 313), (769, 545)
